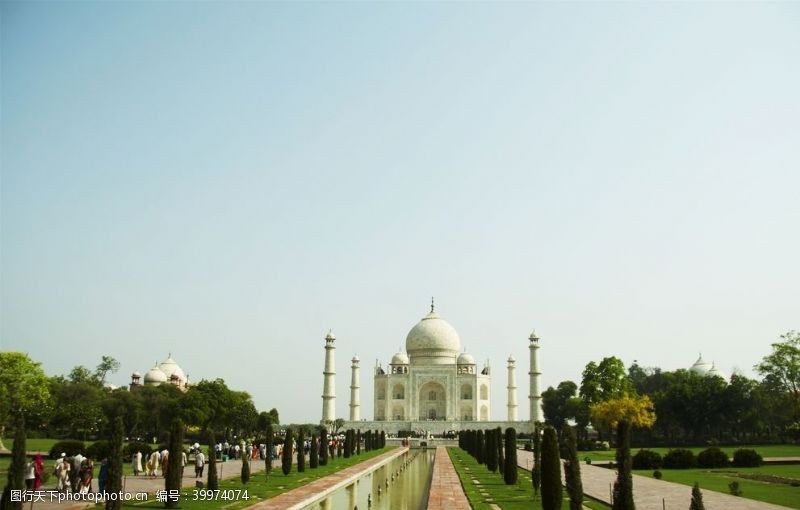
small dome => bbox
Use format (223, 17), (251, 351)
(457, 352), (476, 365)
(405, 307), (461, 364)
(158, 355), (186, 383)
(352, 355), (360, 363)
(104, 383), (117, 390)
(391, 351), (409, 365)
(144, 365), (167, 385)
(690, 355), (712, 375)
(707, 362), (726, 380)
(131, 371), (141, 378)
(507, 355), (516, 364)
(326, 330), (336, 341)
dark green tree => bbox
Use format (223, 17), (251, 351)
(477, 429), (486, 464)
(486, 429), (498, 472)
(0, 415), (26, 510)
(532, 422), (542, 497)
(356, 430), (361, 455)
(105, 416), (124, 510)
(310, 434), (319, 468)
(297, 429), (306, 472)
(282, 429), (293, 475)
(541, 426), (562, 510)
(207, 429), (219, 490)
(562, 426), (583, 510)
(690, 482), (705, 510)
(496, 427), (505, 477)
(503, 428), (518, 485)
(166, 418), (184, 507)
(612, 421), (634, 510)
(241, 448), (251, 484)
(380, 431), (385, 448)
(265, 424), (274, 476)
(343, 429), (352, 458)
(319, 428), (328, 466)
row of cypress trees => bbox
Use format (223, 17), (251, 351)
(459, 427), (518, 485)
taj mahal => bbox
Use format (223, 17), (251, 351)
(320, 300), (543, 434)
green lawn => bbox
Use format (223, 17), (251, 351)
(580, 444), (800, 463)
(634, 465), (800, 509)
(121, 447), (391, 510)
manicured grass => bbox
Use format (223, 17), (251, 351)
(579, 444), (800, 463)
(121, 447), (391, 510)
(634, 465), (800, 509)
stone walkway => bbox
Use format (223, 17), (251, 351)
(427, 447), (471, 510)
(251, 447), (406, 510)
(517, 450), (794, 510)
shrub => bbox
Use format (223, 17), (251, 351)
(86, 440), (111, 461)
(540, 427), (562, 509)
(632, 449), (662, 470)
(697, 447), (729, 468)
(503, 428), (518, 485)
(48, 440), (85, 459)
(732, 449), (763, 468)
(663, 448), (695, 469)
(653, 470), (662, 480)
(123, 442), (152, 463)
(728, 481), (742, 496)
(690, 482), (705, 510)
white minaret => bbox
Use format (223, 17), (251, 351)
(528, 330), (543, 422)
(349, 355), (360, 421)
(507, 355), (518, 421)
(321, 330), (336, 424)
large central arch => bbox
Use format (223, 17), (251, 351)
(418, 381), (447, 420)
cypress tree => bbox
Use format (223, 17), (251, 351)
(337, 438), (343, 458)
(380, 431), (386, 449)
(207, 429), (219, 490)
(356, 430), (361, 455)
(297, 429), (306, 472)
(0, 414), (26, 510)
(612, 421), (634, 510)
(281, 429), (293, 475)
(310, 434), (319, 468)
(265, 425), (274, 475)
(503, 427), (518, 485)
(532, 422), (542, 497)
(241, 449), (251, 484)
(541, 426), (562, 510)
(166, 418), (185, 507)
(477, 430), (485, 464)
(486, 429), (498, 472)
(497, 427), (505, 477)
(106, 416), (124, 510)
(319, 429), (328, 466)
(563, 426), (583, 510)
(343, 430), (352, 458)
(690, 482), (705, 510)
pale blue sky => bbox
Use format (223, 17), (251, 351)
(2, 1), (798, 423)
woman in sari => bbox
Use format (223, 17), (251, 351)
(32, 455), (45, 490)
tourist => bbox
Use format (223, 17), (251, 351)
(148, 450), (161, 477)
(181, 449), (187, 473)
(133, 450), (143, 476)
(194, 449), (205, 478)
(25, 458), (35, 490)
(161, 450), (169, 478)
(33, 454), (45, 490)
(78, 458), (94, 494)
(98, 458), (108, 496)
(54, 454), (69, 493)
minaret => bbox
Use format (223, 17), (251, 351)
(528, 330), (543, 422)
(349, 355), (360, 421)
(507, 356), (518, 421)
(321, 330), (336, 424)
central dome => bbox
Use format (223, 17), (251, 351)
(405, 308), (461, 364)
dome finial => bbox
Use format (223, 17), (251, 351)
(431, 296), (435, 313)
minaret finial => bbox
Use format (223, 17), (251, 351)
(431, 296), (435, 313)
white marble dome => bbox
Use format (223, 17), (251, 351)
(690, 355), (712, 375)
(457, 352), (476, 365)
(707, 362), (726, 380)
(406, 309), (461, 364)
(144, 365), (167, 384)
(391, 351), (409, 365)
(158, 355), (186, 383)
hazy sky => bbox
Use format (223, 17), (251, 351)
(2, 1), (798, 424)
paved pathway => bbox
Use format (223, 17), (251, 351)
(517, 450), (793, 510)
(250, 447), (406, 510)
(427, 447), (471, 510)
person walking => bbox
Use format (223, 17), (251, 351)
(194, 449), (205, 478)
(133, 450), (143, 476)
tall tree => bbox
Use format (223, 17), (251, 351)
(755, 331), (800, 421)
(541, 426), (562, 510)
(310, 434), (319, 468)
(477, 430), (485, 464)
(690, 482), (705, 510)
(496, 427), (505, 477)
(264, 423), (274, 476)
(95, 355), (121, 385)
(282, 429), (293, 475)
(319, 428), (328, 466)
(0, 353), (50, 510)
(106, 416), (124, 510)
(532, 422), (542, 497)
(206, 429), (219, 490)
(503, 428), (518, 485)
(165, 418), (184, 508)
(486, 429), (498, 472)
(562, 426), (583, 510)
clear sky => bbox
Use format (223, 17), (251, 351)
(2, 1), (798, 424)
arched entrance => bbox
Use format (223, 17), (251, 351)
(418, 381), (446, 421)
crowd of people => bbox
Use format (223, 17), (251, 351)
(46, 453), (96, 494)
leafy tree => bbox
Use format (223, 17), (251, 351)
(297, 428), (306, 472)
(310, 434), (319, 468)
(477, 430), (485, 464)
(755, 331), (800, 421)
(690, 482), (705, 510)
(106, 416), (124, 510)
(0, 353), (50, 510)
(166, 418), (184, 507)
(542, 381), (581, 430)
(95, 356), (121, 385)
(206, 429), (219, 490)
(319, 428), (328, 466)
(562, 426), (583, 510)
(532, 422), (542, 497)
(486, 429), (498, 472)
(241, 451), (251, 484)
(540, 426), (562, 510)
(496, 427), (505, 477)
(264, 423), (274, 476)
(503, 428), (518, 485)
(581, 357), (631, 440)
(282, 429), (293, 475)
